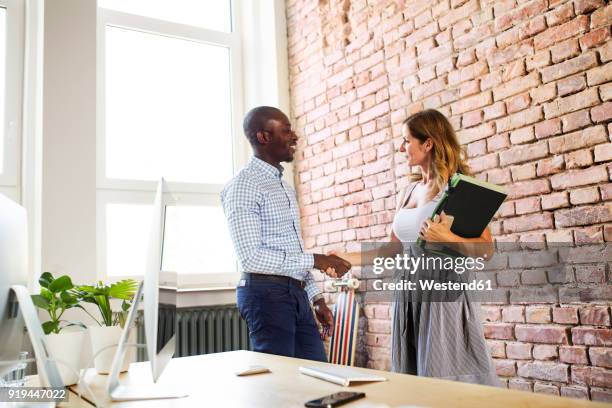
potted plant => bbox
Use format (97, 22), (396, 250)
(72, 279), (139, 374)
(30, 272), (87, 385)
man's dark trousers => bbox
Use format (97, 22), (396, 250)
(236, 277), (327, 362)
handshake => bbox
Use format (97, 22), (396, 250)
(313, 253), (351, 279)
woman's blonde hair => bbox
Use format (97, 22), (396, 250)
(403, 109), (472, 192)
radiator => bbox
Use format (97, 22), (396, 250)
(136, 305), (250, 361)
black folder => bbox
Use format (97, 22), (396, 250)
(418, 173), (507, 246)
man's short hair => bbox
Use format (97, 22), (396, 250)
(243, 106), (283, 146)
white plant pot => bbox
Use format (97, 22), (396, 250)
(88, 325), (133, 375)
(44, 329), (85, 386)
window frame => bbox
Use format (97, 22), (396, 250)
(0, 0), (25, 202)
(96, 1), (247, 287)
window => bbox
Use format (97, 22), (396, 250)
(0, 0), (24, 203)
(97, 1), (246, 287)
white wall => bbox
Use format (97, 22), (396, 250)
(41, 0), (97, 284)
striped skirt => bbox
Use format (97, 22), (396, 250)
(390, 248), (501, 386)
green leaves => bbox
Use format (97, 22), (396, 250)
(48, 275), (73, 293)
(39, 272), (54, 289)
(73, 279), (138, 328)
(109, 280), (139, 300)
(42, 321), (59, 335)
(31, 272), (139, 332)
(31, 294), (50, 309)
(31, 272), (80, 334)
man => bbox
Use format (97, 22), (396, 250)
(221, 106), (351, 362)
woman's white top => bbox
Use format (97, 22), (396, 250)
(392, 184), (445, 242)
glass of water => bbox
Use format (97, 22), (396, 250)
(0, 351), (29, 387)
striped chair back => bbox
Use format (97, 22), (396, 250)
(328, 290), (359, 365)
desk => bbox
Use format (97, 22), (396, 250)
(70, 350), (607, 407)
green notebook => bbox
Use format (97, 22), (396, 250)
(417, 173), (507, 247)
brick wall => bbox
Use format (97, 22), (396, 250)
(285, 0), (612, 402)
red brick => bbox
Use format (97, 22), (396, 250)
(495, 0), (547, 32)
(535, 119), (562, 139)
(457, 122), (496, 144)
(566, 148), (594, 169)
(497, 106), (543, 132)
(591, 102), (612, 123)
(550, 38), (582, 64)
(517, 361), (568, 382)
(483, 323), (515, 340)
(508, 379), (532, 392)
(438, 0), (480, 29)
(581, 27), (611, 51)
(590, 347), (612, 368)
(533, 382), (560, 395)
(580, 307), (611, 326)
(561, 109), (592, 132)
(488, 168), (512, 185)
(487, 133), (510, 152)
(506, 342), (532, 360)
(572, 327), (612, 346)
(507, 94), (532, 115)
(481, 305), (501, 322)
(543, 88), (600, 119)
(549, 125), (607, 154)
(541, 191), (569, 210)
(494, 359), (516, 377)
(494, 72), (540, 102)
(574, 225), (604, 244)
(483, 102), (506, 121)
(526, 50), (550, 73)
(534, 15), (589, 50)
(462, 110), (483, 128)
(532, 344), (559, 360)
(545, 2), (575, 27)
(499, 141), (548, 166)
(506, 179), (551, 199)
(559, 346), (589, 364)
(530, 83), (557, 105)
(451, 92), (493, 115)
(592, 389), (612, 403)
(570, 186), (600, 205)
(511, 163), (536, 181)
(487, 340), (506, 358)
(561, 386), (589, 400)
(526, 306), (551, 323)
(515, 325), (569, 344)
(591, 4), (612, 28)
(555, 203), (612, 227)
(502, 306), (525, 323)
(557, 75), (587, 97)
(574, 0), (605, 15)
(553, 306), (579, 324)
(503, 212), (553, 233)
(595, 143), (612, 162)
(551, 165), (609, 190)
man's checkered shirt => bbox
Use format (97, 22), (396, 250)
(221, 157), (320, 302)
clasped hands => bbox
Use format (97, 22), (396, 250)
(418, 211), (456, 243)
(313, 253), (351, 279)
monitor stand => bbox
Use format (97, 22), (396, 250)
(10, 285), (64, 388)
(105, 282), (189, 401)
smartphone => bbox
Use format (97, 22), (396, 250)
(304, 391), (366, 407)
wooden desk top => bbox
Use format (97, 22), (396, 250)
(70, 350), (608, 408)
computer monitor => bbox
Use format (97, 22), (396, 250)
(0, 193), (63, 387)
(106, 179), (187, 401)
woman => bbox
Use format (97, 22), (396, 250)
(333, 109), (500, 386)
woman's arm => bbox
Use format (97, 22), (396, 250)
(332, 232), (404, 266)
(419, 212), (494, 259)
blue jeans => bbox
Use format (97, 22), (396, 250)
(236, 278), (327, 362)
